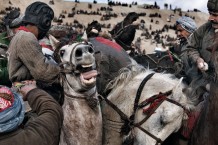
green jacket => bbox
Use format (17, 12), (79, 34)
(0, 32), (10, 46)
(0, 58), (10, 86)
(0, 32), (10, 86)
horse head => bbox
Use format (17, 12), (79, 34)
(59, 42), (102, 145)
(59, 42), (97, 92)
(102, 64), (195, 145)
(109, 12), (139, 51)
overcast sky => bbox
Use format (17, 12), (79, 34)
(65, 0), (208, 13)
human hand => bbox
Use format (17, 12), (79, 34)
(197, 57), (208, 71)
(14, 81), (37, 101)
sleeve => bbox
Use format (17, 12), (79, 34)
(13, 88), (63, 145)
(186, 23), (207, 63)
(17, 33), (60, 84)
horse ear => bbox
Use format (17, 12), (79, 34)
(175, 77), (183, 90)
(171, 77), (183, 100)
(49, 34), (60, 51)
(81, 31), (88, 41)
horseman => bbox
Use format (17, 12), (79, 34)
(109, 12), (139, 52)
(185, 0), (218, 144)
(85, 20), (133, 96)
(7, 2), (63, 104)
(0, 9), (23, 86)
(174, 16), (202, 86)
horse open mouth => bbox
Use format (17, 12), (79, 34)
(78, 64), (98, 86)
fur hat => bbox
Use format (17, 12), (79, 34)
(207, 0), (218, 12)
(22, 1), (54, 31)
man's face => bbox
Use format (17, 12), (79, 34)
(176, 24), (191, 39)
(208, 11), (218, 29)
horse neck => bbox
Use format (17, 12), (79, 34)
(123, 20), (132, 27)
(65, 81), (97, 98)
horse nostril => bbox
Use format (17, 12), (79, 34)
(75, 49), (83, 57)
(88, 47), (94, 54)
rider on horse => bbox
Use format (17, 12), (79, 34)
(174, 16), (200, 85)
(7, 2), (63, 104)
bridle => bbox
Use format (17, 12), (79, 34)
(59, 42), (89, 75)
(59, 42), (99, 109)
(102, 73), (187, 145)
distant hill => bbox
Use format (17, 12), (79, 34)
(0, 0), (209, 53)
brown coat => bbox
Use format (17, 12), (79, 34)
(0, 88), (63, 145)
(8, 30), (60, 84)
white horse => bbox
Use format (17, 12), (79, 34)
(102, 64), (194, 145)
(58, 42), (102, 145)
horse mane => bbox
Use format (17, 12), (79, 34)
(106, 64), (195, 111)
(105, 64), (147, 92)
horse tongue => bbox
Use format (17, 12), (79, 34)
(81, 70), (98, 79)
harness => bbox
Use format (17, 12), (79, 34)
(101, 73), (186, 145)
(59, 42), (99, 109)
(144, 54), (174, 73)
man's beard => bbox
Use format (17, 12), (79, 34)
(211, 20), (218, 29)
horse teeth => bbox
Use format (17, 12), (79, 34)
(82, 64), (92, 68)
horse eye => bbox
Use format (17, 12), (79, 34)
(60, 50), (65, 57)
(88, 47), (94, 54)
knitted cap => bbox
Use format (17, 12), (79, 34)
(207, 0), (218, 12)
(176, 16), (197, 33)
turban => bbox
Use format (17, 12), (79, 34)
(176, 16), (197, 33)
(0, 86), (25, 133)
